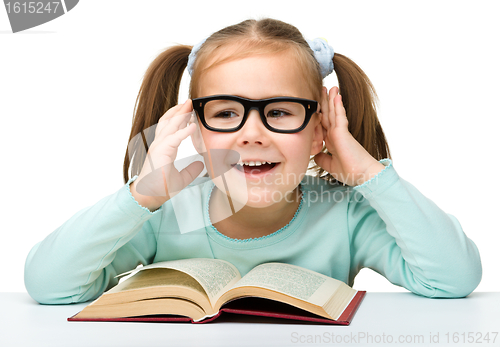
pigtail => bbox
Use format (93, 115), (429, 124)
(334, 53), (391, 160)
(122, 45), (192, 184)
(312, 53), (392, 182)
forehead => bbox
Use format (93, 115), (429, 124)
(197, 50), (314, 100)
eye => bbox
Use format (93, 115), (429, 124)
(214, 111), (239, 119)
(267, 109), (292, 118)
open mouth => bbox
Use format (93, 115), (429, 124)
(231, 161), (279, 175)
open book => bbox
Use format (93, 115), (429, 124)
(68, 258), (365, 325)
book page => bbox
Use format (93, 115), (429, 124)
(232, 263), (343, 306)
(112, 268), (206, 294)
(116, 259), (241, 306)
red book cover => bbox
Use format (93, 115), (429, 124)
(68, 291), (365, 325)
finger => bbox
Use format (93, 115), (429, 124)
(320, 87), (330, 129)
(158, 99), (193, 122)
(157, 100), (194, 138)
(187, 111), (197, 126)
(158, 103), (184, 123)
(328, 87), (338, 129)
(160, 160), (204, 198)
(313, 152), (332, 172)
(158, 110), (194, 138)
(178, 161), (204, 190)
(157, 100), (193, 135)
(334, 94), (349, 129)
(154, 103), (186, 139)
(158, 123), (197, 159)
(314, 152), (345, 184)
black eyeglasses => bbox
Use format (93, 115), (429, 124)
(192, 95), (318, 134)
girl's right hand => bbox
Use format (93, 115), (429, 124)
(130, 99), (204, 211)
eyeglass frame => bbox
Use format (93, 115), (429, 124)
(192, 94), (319, 134)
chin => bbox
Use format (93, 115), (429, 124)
(238, 185), (299, 209)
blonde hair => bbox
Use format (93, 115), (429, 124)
(123, 18), (391, 184)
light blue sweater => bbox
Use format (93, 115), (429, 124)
(24, 159), (482, 304)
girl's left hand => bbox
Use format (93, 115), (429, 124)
(314, 86), (386, 186)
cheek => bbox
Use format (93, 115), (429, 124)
(199, 131), (240, 175)
(200, 130), (232, 149)
(284, 134), (314, 162)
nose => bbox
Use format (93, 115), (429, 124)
(238, 109), (270, 146)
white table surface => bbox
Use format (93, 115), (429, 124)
(2, 292), (499, 347)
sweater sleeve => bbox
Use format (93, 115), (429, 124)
(347, 159), (482, 298)
(24, 175), (162, 304)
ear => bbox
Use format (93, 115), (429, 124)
(310, 114), (324, 155)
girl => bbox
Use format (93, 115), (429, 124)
(25, 18), (481, 304)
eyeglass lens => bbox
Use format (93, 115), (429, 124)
(203, 99), (306, 131)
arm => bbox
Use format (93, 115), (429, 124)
(347, 159), (482, 298)
(24, 175), (162, 304)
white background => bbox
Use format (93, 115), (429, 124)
(1, 0), (498, 293)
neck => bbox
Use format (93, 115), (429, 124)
(209, 185), (302, 240)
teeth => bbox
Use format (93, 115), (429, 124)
(236, 161), (273, 166)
